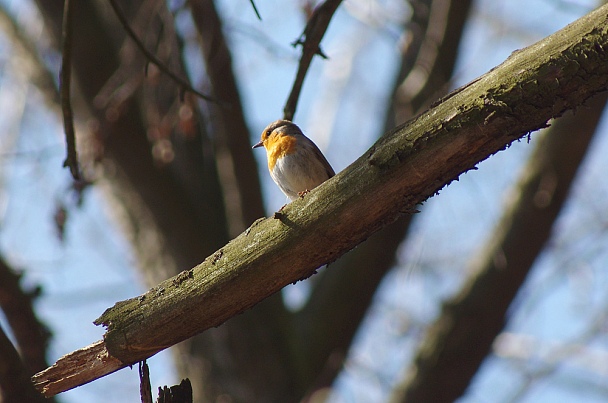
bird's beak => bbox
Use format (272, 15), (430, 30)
(252, 140), (264, 149)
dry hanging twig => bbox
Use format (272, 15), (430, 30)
(139, 361), (152, 403)
(60, 0), (81, 180)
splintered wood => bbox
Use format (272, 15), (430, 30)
(31, 340), (125, 397)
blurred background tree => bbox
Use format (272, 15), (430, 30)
(1, 0), (607, 402)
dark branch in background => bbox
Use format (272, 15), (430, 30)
(187, 0), (267, 233)
(145, 19), (166, 78)
(249, 0), (262, 20)
(390, 0), (470, 124)
(0, 325), (48, 403)
(0, 258), (53, 403)
(0, 258), (51, 376)
(60, 0), (80, 180)
(283, 0), (342, 121)
(106, 0), (219, 104)
(391, 93), (608, 403)
(0, 7), (60, 105)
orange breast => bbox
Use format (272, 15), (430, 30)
(266, 134), (297, 171)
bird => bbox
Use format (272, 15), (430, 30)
(253, 120), (335, 201)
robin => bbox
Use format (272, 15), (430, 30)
(253, 120), (335, 201)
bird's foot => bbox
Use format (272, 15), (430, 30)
(297, 189), (311, 198)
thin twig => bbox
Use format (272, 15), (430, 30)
(249, 0), (262, 20)
(31, 340), (125, 397)
(107, 0), (219, 104)
(283, 0), (342, 121)
(60, 0), (81, 180)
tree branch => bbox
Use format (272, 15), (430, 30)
(283, 0), (342, 121)
(32, 5), (608, 397)
(0, 258), (51, 375)
(0, 5), (60, 105)
(249, 0), (261, 20)
(390, 0), (472, 123)
(60, 0), (81, 180)
(188, 0), (266, 233)
(0, 325), (48, 403)
(107, 0), (218, 104)
(0, 258), (53, 403)
(31, 341), (123, 397)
